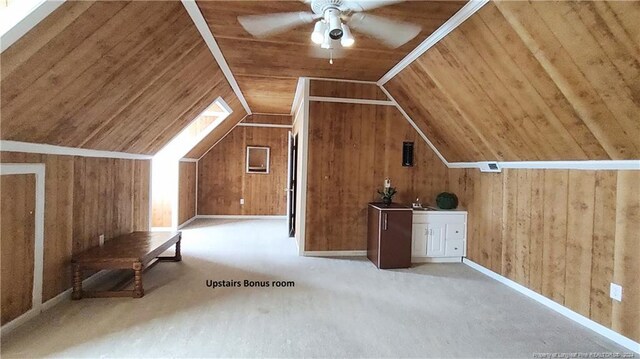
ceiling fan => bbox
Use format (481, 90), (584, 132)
(238, 0), (421, 62)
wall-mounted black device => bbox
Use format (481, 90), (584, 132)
(402, 142), (414, 167)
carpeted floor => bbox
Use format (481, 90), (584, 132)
(0, 218), (631, 358)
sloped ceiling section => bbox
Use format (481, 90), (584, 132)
(196, 0), (466, 114)
(1, 1), (243, 155)
(385, 1), (640, 162)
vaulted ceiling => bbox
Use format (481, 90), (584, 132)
(385, 1), (640, 162)
(0, 1), (245, 155)
(196, 0), (466, 114)
(1, 0), (637, 163)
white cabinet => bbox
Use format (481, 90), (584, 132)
(411, 210), (467, 263)
(426, 224), (446, 257)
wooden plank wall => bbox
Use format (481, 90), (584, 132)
(197, 118), (290, 215)
(1, 174), (36, 325)
(0, 152), (150, 301)
(178, 161), (197, 225)
(304, 80), (449, 251)
(1, 1), (240, 155)
(304, 80), (639, 342)
(385, 1), (640, 162)
(309, 81), (387, 100)
(451, 169), (640, 342)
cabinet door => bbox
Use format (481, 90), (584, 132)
(412, 223), (428, 257)
(379, 210), (412, 268)
(426, 223), (446, 257)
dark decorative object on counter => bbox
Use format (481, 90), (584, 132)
(378, 187), (397, 206)
(377, 177), (397, 207)
(436, 192), (458, 209)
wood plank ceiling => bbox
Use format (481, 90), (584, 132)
(196, 0), (466, 114)
(1, 1), (244, 155)
(385, 1), (640, 162)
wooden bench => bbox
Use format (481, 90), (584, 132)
(71, 231), (182, 299)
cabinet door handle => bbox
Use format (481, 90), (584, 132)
(383, 213), (388, 231)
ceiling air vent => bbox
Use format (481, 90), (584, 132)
(478, 162), (501, 173)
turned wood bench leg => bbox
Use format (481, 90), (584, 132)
(72, 264), (83, 300)
(133, 261), (144, 298)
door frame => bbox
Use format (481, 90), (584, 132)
(0, 163), (45, 335)
(286, 131), (297, 237)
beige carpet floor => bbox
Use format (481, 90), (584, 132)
(0, 218), (631, 358)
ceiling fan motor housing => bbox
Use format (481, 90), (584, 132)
(310, 0), (345, 15)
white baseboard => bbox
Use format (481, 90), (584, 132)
(177, 216), (198, 229)
(1, 269), (111, 337)
(196, 215), (287, 220)
(463, 258), (640, 354)
(304, 250), (367, 257)
(412, 257), (462, 263)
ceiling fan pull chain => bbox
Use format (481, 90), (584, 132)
(329, 49), (334, 65)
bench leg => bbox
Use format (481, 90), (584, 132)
(157, 236), (182, 262)
(72, 264), (83, 300)
(133, 261), (144, 298)
(175, 236), (182, 262)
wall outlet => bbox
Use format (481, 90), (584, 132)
(240, 198), (244, 205)
(610, 283), (622, 302)
(99, 234), (105, 247)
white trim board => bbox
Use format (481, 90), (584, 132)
(251, 112), (293, 117)
(378, 85), (450, 165)
(180, 158), (198, 163)
(236, 123), (293, 129)
(3, 268), (114, 336)
(177, 215), (198, 229)
(448, 160), (640, 171)
(463, 259), (640, 354)
(308, 96), (395, 106)
(0, 164), (45, 336)
(181, 0), (251, 115)
(306, 77), (378, 85)
(291, 77), (306, 120)
(377, 0), (489, 85)
(1, 0), (66, 53)
(291, 77), (305, 116)
(0, 140), (153, 160)
(296, 78), (311, 256)
(304, 250), (367, 257)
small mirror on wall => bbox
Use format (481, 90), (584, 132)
(246, 146), (270, 174)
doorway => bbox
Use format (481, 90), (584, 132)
(0, 163), (45, 334)
(286, 132), (298, 237)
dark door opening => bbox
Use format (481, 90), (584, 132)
(287, 132), (298, 237)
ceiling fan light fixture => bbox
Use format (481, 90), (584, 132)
(321, 28), (332, 49)
(311, 20), (326, 44)
(340, 24), (354, 47)
(325, 9), (343, 40)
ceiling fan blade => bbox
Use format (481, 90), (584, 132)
(238, 12), (317, 38)
(347, 13), (420, 48)
(343, 0), (403, 12)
